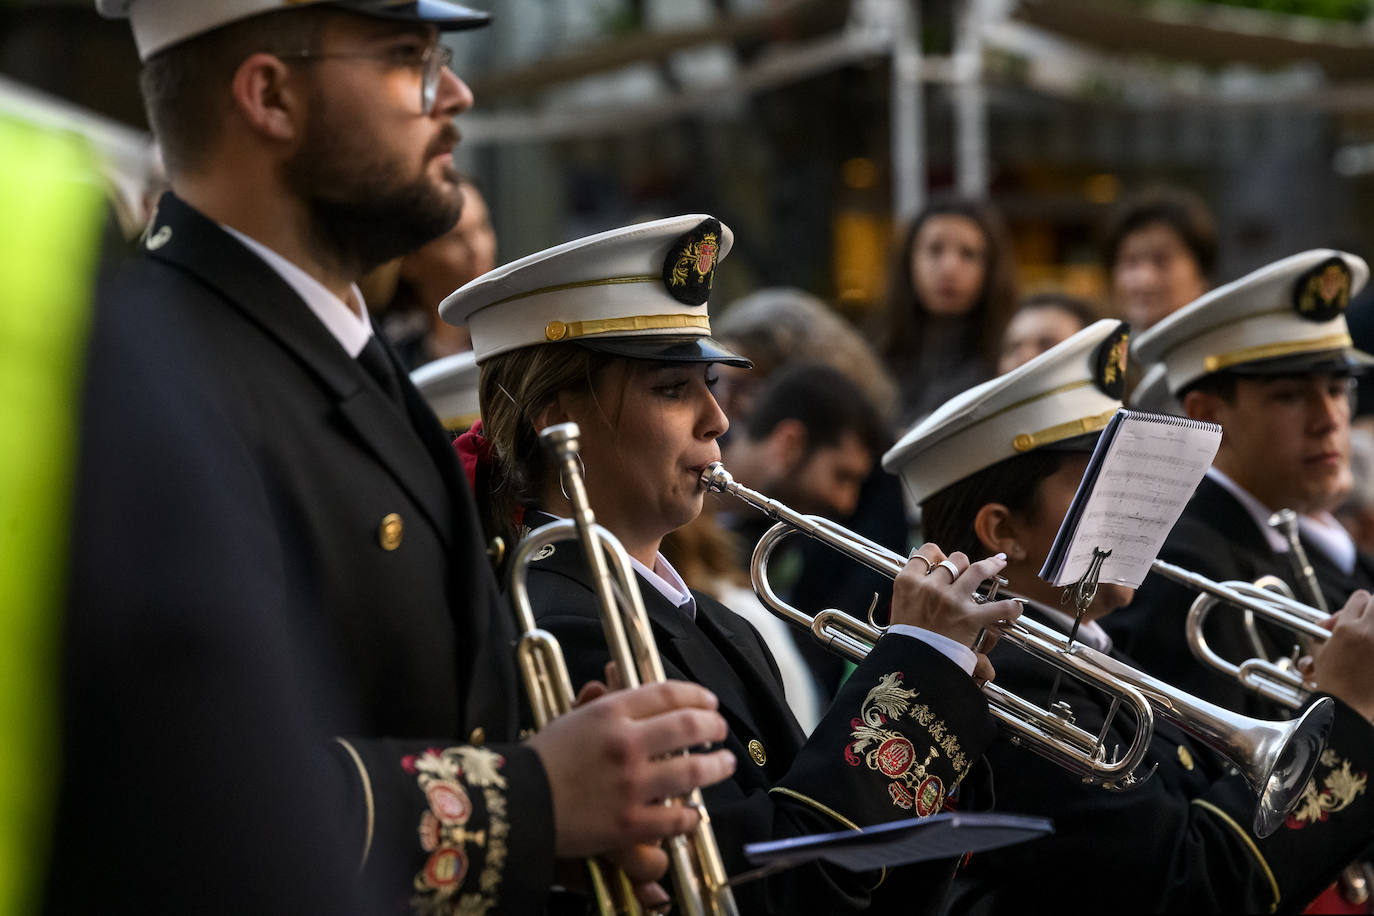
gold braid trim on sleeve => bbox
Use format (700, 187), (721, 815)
(333, 737), (375, 873)
(768, 787), (887, 890)
(1190, 799), (1279, 914)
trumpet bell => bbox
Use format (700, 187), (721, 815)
(1250, 696), (1334, 837)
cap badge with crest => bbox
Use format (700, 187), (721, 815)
(664, 218), (720, 305)
(1294, 256), (1351, 322)
(1095, 324), (1130, 399)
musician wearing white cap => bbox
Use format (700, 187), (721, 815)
(445, 214), (1022, 914)
(60, 2), (736, 911)
(886, 320), (1374, 914)
(1107, 251), (1374, 721)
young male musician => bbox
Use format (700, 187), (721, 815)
(1108, 250), (1374, 912)
(1108, 250), (1374, 717)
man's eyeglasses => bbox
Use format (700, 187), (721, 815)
(276, 44), (454, 114)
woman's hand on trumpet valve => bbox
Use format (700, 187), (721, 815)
(892, 544), (1023, 679)
(527, 679), (736, 859)
(1297, 589), (1374, 722)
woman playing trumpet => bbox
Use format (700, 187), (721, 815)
(888, 319), (1374, 913)
(441, 215), (1022, 914)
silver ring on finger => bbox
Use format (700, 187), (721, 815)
(933, 559), (961, 582)
(907, 550), (933, 575)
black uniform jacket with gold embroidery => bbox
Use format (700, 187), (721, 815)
(522, 514), (997, 915)
(1106, 475), (1374, 721)
(50, 193), (551, 914)
(950, 600), (1374, 915)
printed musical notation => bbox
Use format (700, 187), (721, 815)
(1041, 410), (1222, 589)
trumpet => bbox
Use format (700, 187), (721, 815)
(510, 424), (739, 916)
(1149, 559), (1332, 710)
(700, 462), (1334, 838)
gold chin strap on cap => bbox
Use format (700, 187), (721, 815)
(545, 314), (710, 342)
(1203, 333), (1354, 374)
(1012, 408), (1118, 453)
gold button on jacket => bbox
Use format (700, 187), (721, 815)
(378, 513), (403, 551)
(747, 739), (767, 766)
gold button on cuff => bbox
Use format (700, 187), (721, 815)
(378, 513), (403, 551)
(1177, 746), (1195, 771)
(469, 727), (486, 746)
(545, 320), (568, 341)
(747, 739), (767, 766)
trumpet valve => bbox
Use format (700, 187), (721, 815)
(977, 575), (1010, 603)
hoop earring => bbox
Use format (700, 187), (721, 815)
(559, 453), (586, 502)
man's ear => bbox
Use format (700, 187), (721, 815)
(1182, 389), (1220, 425)
(973, 502), (1024, 560)
(229, 52), (305, 144)
(764, 418), (808, 468)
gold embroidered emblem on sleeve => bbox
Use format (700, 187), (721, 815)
(1285, 748), (1367, 829)
(845, 672), (966, 813)
(404, 745), (511, 915)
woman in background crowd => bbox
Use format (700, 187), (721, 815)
(871, 196), (1018, 426)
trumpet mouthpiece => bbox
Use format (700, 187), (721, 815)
(699, 462), (732, 492)
(540, 422), (581, 452)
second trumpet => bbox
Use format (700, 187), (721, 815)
(700, 461), (1334, 839)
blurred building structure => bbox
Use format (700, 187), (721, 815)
(9, 0), (1374, 318)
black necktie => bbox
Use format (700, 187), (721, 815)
(357, 335), (405, 408)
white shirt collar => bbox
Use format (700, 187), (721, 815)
(630, 553), (697, 621)
(1205, 466), (1358, 572)
(1205, 466), (1288, 553)
(220, 225), (374, 358)
(1298, 512), (1357, 575)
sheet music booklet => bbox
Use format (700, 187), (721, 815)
(1040, 409), (1222, 589)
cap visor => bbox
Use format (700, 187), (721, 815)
(1039, 431), (1103, 453)
(574, 335), (753, 369)
(340, 0), (490, 30)
(1226, 347), (1374, 379)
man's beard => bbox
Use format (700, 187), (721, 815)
(283, 93), (463, 278)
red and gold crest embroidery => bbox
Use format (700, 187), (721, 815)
(670, 232), (719, 289)
(844, 672), (963, 812)
(404, 745), (509, 915)
(1286, 748), (1367, 829)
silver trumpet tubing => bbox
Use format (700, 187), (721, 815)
(701, 462), (1335, 838)
(1269, 509), (1330, 614)
(510, 423), (739, 916)
(1150, 559), (1333, 711)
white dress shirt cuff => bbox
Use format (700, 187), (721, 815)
(886, 625), (979, 676)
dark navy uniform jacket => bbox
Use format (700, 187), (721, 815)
(50, 194), (551, 914)
(952, 600), (1374, 915)
(523, 510), (998, 915)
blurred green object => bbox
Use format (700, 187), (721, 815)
(1176, 0), (1370, 21)
(0, 112), (104, 914)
